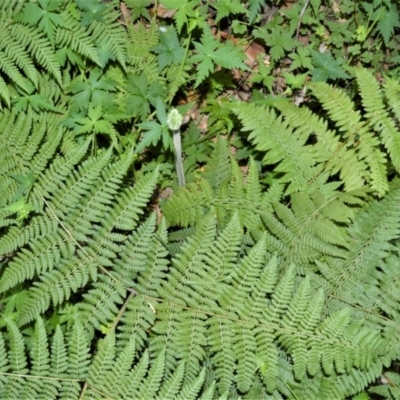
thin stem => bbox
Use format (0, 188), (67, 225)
(109, 288), (137, 333)
(296, 0), (310, 41)
(173, 129), (185, 186)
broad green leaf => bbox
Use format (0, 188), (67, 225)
(310, 50), (350, 82)
(289, 47), (313, 70)
(152, 26), (184, 70)
(255, 27), (297, 62)
(376, 3), (400, 45)
(212, 0), (247, 23)
(75, 0), (107, 26)
(68, 68), (115, 112)
(10, 172), (36, 202)
(125, 0), (152, 20)
(161, 0), (201, 32)
(124, 73), (166, 119)
(191, 27), (248, 87)
(136, 100), (173, 152)
(14, 0), (66, 43)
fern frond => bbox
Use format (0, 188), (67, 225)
(16, 256), (95, 325)
(261, 199), (347, 267)
(0, 50), (29, 91)
(102, 337), (136, 397)
(111, 167), (159, 231)
(219, 234), (267, 318)
(9, 23), (62, 86)
(6, 319), (28, 374)
(384, 74), (400, 122)
(133, 217), (170, 296)
(203, 135), (232, 189)
(368, 371), (400, 399)
(21, 318), (55, 399)
(50, 326), (68, 378)
(0, 1), (23, 14)
(0, 33), (38, 88)
(208, 318), (236, 395)
(157, 361), (185, 399)
(120, 349), (149, 398)
(323, 179), (400, 312)
(309, 81), (388, 194)
(274, 99), (366, 192)
(78, 276), (126, 331)
(162, 179), (215, 227)
(117, 295), (158, 352)
(135, 347), (166, 399)
(356, 67), (400, 174)
(88, 9), (127, 69)
(0, 74), (10, 106)
(30, 318), (50, 375)
(126, 21), (160, 84)
(163, 141), (267, 232)
(57, 11), (101, 67)
(234, 323), (258, 393)
(231, 101), (326, 195)
(176, 367), (206, 400)
(87, 334), (116, 394)
(113, 213), (158, 287)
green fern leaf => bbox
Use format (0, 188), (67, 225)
(176, 367), (206, 400)
(0, 50), (29, 91)
(6, 319), (28, 374)
(207, 318), (236, 395)
(135, 347), (165, 399)
(50, 326), (68, 377)
(56, 10), (101, 67)
(157, 361), (185, 399)
(0, 74), (10, 106)
(121, 349), (149, 398)
(10, 23), (62, 86)
(103, 337), (136, 397)
(87, 334), (116, 393)
(356, 67), (400, 176)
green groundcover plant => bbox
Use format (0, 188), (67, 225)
(2, 1), (400, 399)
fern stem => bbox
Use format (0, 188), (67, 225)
(78, 382), (88, 400)
(0, 372), (82, 382)
(108, 288), (137, 333)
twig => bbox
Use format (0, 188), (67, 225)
(296, 0), (311, 41)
